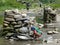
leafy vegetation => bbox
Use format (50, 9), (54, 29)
(0, 0), (26, 11)
(36, 16), (43, 24)
(0, 0), (60, 11)
(49, 4), (60, 9)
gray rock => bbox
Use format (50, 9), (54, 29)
(3, 23), (9, 27)
(14, 25), (22, 28)
(17, 21), (22, 24)
(11, 22), (17, 25)
(19, 27), (28, 33)
(4, 21), (10, 24)
(14, 15), (22, 19)
(6, 33), (14, 36)
(5, 18), (15, 22)
(7, 15), (14, 18)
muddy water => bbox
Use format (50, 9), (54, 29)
(0, 32), (60, 45)
(0, 33), (52, 45)
(0, 39), (43, 45)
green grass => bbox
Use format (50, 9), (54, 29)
(0, 15), (4, 25)
(0, 38), (6, 45)
(36, 16), (43, 24)
(0, 0), (60, 11)
(0, 0), (26, 11)
(44, 3), (60, 9)
(49, 4), (60, 9)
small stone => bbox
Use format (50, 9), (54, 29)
(3, 24), (8, 27)
(12, 22), (17, 25)
(9, 39), (14, 42)
(4, 21), (10, 24)
(26, 44), (31, 45)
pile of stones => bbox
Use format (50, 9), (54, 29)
(3, 9), (30, 34)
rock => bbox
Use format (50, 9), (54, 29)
(3, 24), (9, 27)
(6, 14), (15, 16)
(5, 10), (11, 12)
(6, 33), (14, 36)
(7, 15), (14, 18)
(3, 27), (13, 30)
(9, 39), (14, 41)
(5, 18), (15, 22)
(11, 22), (17, 25)
(29, 31), (33, 35)
(17, 21), (22, 24)
(19, 27), (28, 33)
(4, 21), (10, 24)
(14, 15), (22, 19)
(24, 20), (30, 23)
(53, 30), (59, 34)
(47, 31), (53, 34)
(5, 11), (14, 15)
(17, 35), (29, 40)
(26, 44), (31, 45)
(22, 14), (27, 17)
(5, 36), (9, 39)
(12, 9), (20, 14)
(14, 25), (22, 28)
(15, 19), (21, 21)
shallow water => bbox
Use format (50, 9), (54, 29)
(0, 33), (53, 45)
(0, 39), (43, 45)
(0, 31), (60, 45)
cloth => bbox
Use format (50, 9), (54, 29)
(33, 30), (41, 37)
(31, 26), (35, 31)
(34, 27), (42, 34)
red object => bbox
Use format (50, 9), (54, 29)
(33, 30), (41, 38)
